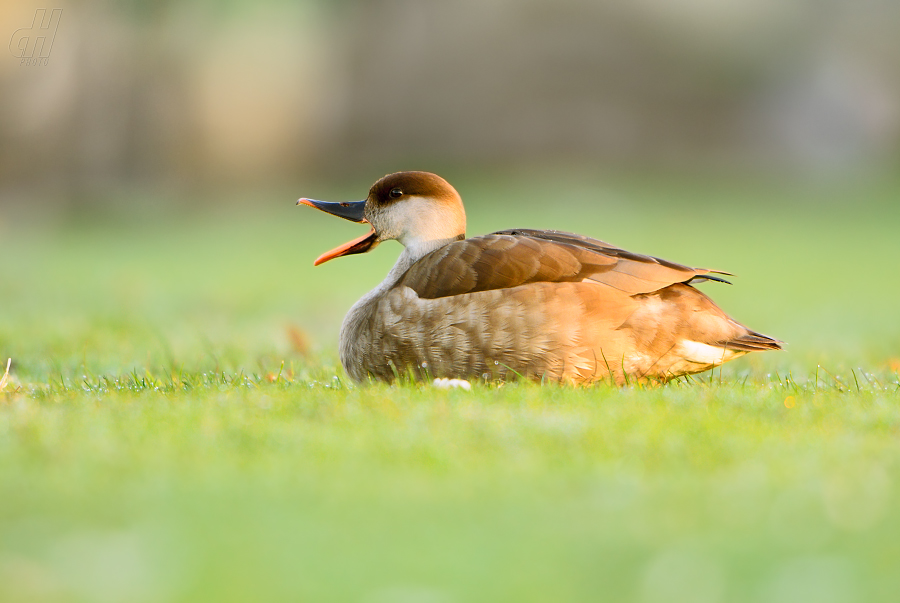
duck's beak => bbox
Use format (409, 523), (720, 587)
(297, 198), (367, 222)
(297, 198), (378, 265)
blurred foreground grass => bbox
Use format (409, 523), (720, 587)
(1, 171), (899, 602)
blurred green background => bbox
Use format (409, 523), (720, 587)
(2, 1), (900, 602)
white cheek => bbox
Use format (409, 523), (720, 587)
(393, 197), (460, 246)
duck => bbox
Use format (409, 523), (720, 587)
(298, 171), (781, 385)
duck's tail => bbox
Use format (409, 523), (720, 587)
(718, 329), (783, 352)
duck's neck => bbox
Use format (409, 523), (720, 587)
(338, 234), (462, 380)
(399, 233), (464, 266)
(360, 234), (464, 304)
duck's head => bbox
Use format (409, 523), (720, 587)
(298, 171), (466, 265)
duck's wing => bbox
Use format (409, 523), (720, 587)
(396, 229), (729, 299)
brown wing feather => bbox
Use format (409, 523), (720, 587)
(494, 229), (731, 292)
(397, 229), (725, 299)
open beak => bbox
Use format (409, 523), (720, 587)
(297, 198), (378, 265)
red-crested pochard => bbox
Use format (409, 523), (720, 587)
(298, 171), (781, 384)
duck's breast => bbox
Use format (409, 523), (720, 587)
(348, 280), (636, 383)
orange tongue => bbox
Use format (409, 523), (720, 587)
(314, 228), (378, 265)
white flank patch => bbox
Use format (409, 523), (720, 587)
(677, 340), (736, 365)
(432, 378), (472, 390)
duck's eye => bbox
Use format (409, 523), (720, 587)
(389, 188), (403, 199)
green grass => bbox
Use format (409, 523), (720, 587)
(1, 171), (899, 602)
